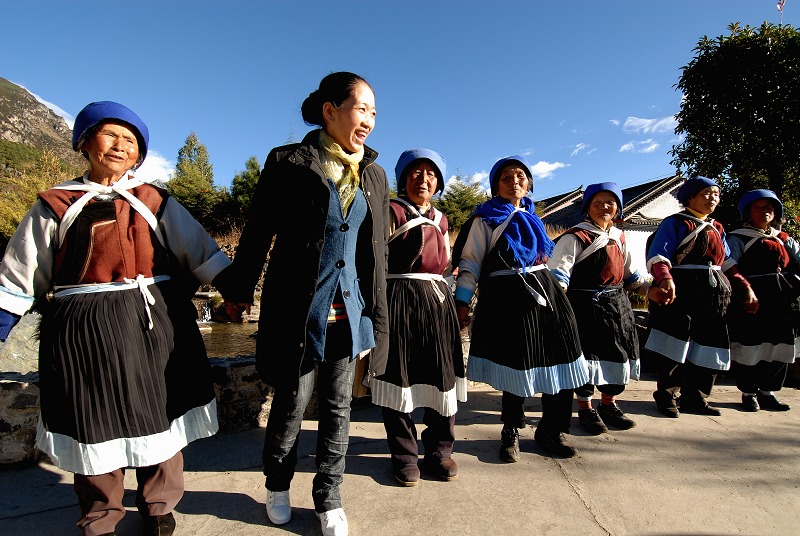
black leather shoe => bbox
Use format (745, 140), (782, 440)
(423, 456), (459, 481)
(741, 394), (760, 412)
(597, 403), (636, 430)
(393, 462), (420, 487)
(142, 512), (176, 536)
(578, 408), (608, 435)
(534, 430), (576, 458)
(757, 392), (791, 411)
(680, 400), (721, 416)
(653, 390), (679, 418)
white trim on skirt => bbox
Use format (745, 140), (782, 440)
(36, 399), (219, 475)
(369, 378), (467, 417)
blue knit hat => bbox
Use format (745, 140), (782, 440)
(677, 176), (718, 206)
(72, 101), (149, 165)
(489, 155), (532, 197)
(582, 182), (624, 219)
(738, 189), (783, 221)
(394, 148), (446, 196)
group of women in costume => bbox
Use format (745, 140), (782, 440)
(0, 71), (796, 536)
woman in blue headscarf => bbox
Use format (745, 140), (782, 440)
(727, 189), (800, 412)
(0, 101), (231, 536)
(369, 149), (466, 486)
(548, 182), (647, 435)
(645, 176), (758, 418)
(453, 155), (588, 461)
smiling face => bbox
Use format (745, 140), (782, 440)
(496, 164), (530, 206)
(404, 161), (439, 207)
(82, 121), (140, 185)
(322, 81), (376, 153)
(748, 198), (776, 230)
(686, 186), (720, 216)
(587, 191), (618, 229)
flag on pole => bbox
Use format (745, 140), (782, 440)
(778, 0), (785, 12)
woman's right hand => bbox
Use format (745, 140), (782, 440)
(457, 304), (471, 329)
(647, 278), (676, 306)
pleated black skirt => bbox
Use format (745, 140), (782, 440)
(466, 268), (588, 397)
(36, 281), (218, 475)
(370, 278), (466, 416)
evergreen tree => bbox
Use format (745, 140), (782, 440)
(168, 132), (221, 226)
(435, 173), (489, 233)
(229, 155), (262, 219)
(671, 22), (800, 234)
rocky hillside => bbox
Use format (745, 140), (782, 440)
(0, 77), (82, 172)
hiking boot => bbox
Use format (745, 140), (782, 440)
(534, 430), (577, 458)
(578, 408), (608, 435)
(393, 463), (420, 487)
(597, 403), (636, 430)
(499, 426), (520, 463)
(423, 456), (459, 481)
(757, 392), (791, 411)
(741, 394), (759, 412)
(653, 390), (679, 418)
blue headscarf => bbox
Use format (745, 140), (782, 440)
(474, 195), (554, 266)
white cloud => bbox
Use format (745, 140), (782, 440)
(609, 119), (620, 126)
(570, 143), (596, 157)
(530, 160), (568, 179)
(622, 116), (677, 134)
(135, 151), (175, 183)
(619, 139), (660, 153)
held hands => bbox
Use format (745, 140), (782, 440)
(456, 304), (472, 330)
(741, 286), (760, 314)
(647, 279), (676, 306)
(224, 300), (252, 323)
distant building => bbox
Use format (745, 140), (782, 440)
(537, 175), (686, 276)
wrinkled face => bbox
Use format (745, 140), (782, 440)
(748, 198), (776, 229)
(83, 121), (140, 183)
(587, 191), (618, 228)
(323, 82), (376, 153)
(496, 165), (530, 205)
(687, 186), (720, 216)
(404, 161), (438, 206)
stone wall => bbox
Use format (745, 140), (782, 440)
(0, 372), (39, 468)
(0, 353), (325, 469)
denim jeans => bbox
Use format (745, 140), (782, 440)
(262, 322), (356, 513)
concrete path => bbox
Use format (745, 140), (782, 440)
(2, 374), (799, 535)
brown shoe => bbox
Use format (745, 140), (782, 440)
(142, 512), (176, 536)
(423, 456), (459, 481)
(393, 463), (420, 487)
(653, 390), (679, 418)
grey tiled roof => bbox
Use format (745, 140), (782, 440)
(539, 175), (684, 232)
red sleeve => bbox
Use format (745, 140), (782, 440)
(651, 261), (672, 284)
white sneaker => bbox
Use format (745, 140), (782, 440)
(316, 507), (348, 536)
(266, 490), (291, 525)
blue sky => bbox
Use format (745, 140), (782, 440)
(2, 1), (794, 200)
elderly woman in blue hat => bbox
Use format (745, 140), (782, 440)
(0, 101), (231, 536)
(645, 176), (757, 418)
(727, 189), (800, 412)
(369, 149), (466, 486)
(453, 155), (588, 460)
(548, 182), (647, 435)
